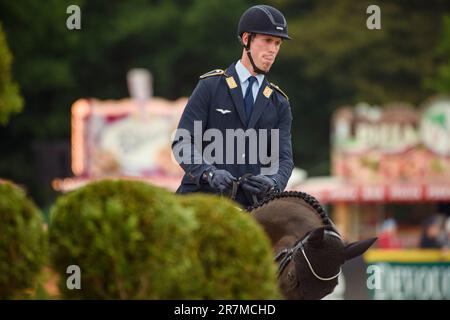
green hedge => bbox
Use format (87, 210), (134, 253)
(49, 179), (202, 299)
(0, 180), (47, 299)
(50, 180), (280, 299)
(178, 194), (281, 299)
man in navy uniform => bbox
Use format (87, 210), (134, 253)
(172, 5), (294, 208)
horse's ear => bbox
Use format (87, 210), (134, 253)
(307, 227), (325, 248)
(344, 237), (377, 261)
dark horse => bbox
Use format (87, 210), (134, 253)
(247, 191), (377, 300)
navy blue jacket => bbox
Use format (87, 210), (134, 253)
(172, 62), (294, 207)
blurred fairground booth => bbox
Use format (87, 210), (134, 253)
(295, 97), (450, 244)
(52, 70), (450, 299)
(52, 69), (186, 192)
(295, 97), (450, 299)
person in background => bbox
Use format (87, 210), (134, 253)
(378, 218), (402, 249)
(441, 217), (450, 251)
(419, 215), (443, 249)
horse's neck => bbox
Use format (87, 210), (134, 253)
(252, 197), (324, 246)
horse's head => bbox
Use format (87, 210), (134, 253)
(249, 191), (377, 300)
(279, 226), (377, 300)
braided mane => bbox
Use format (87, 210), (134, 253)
(248, 191), (332, 228)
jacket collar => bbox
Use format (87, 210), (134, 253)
(235, 60), (265, 90)
(225, 62), (273, 128)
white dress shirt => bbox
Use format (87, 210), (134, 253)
(235, 60), (265, 102)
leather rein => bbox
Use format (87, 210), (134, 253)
(229, 173), (259, 206)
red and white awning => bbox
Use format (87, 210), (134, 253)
(288, 177), (450, 204)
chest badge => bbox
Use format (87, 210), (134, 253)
(226, 76), (238, 89)
(216, 108), (232, 114)
(263, 86), (273, 98)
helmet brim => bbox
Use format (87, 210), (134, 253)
(245, 30), (292, 40)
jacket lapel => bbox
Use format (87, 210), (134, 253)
(225, 63), (247, 127)
(248, 79), (272, 128)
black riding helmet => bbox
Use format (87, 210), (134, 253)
(238, 5), (291, 41)
(237, 5), (291, 74)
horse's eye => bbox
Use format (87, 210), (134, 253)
(287, 271), (295, 281)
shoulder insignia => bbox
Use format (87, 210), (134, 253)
(263, 86), (273, 98)
(225, 76), (238, 89)
(199, 69), (224, 79)
(269, 82), (289, 101)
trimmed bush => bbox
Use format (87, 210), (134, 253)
(0, 180), (47, 299)
(177, 194), (281, 299)
(49, 179), (203, 299)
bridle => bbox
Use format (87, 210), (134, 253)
(227, 174), (342, 281)
(274, 229), (342, 281)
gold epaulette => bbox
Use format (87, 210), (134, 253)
(270, 82), (289, 101)
(199, 69), (225, 79)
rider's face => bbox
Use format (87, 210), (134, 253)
(243, 33), (282, 72)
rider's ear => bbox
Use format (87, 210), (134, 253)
(344, 237), (377, 261)
(307, 227), (325, 248)
(242, 32), (248, 46)
(242, 32), (253, 47)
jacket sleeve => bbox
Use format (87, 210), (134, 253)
(268, 99), (294, 191)
(171, 79), (216, 186)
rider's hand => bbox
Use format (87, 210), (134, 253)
(241, 175), (278, 195)
(207, 169), (237, 194)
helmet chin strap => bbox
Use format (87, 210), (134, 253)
(244, 33), (268, 75)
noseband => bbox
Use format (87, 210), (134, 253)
(274, 229), (342, 281)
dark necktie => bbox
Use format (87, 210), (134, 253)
(244, 76), (257, 125)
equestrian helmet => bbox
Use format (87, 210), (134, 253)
(237, 5), (292, 42)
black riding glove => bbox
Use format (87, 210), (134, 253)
(241, 175), (278, 196)
(207, 169), (237, 194)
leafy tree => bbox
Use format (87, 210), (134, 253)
(0, 22), (22, 125)
(427, 15), (450, 93)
